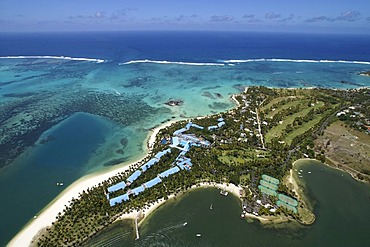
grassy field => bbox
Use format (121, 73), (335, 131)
(261, 96), (293, 111)
(266, 100), (305, 119)
(265, 101), (324, 143)
(217, 149), (271, 165)
(283, 113), (325, 144)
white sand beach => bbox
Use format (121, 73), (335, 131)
(8, 120), (176, 246)
(9, 117), (247, 246)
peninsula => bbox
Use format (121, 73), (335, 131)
(10, 86), (370, 246)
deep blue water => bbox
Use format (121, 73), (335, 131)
(1, 31), (370, 62)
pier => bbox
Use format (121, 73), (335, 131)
(135, 212), (140, 240)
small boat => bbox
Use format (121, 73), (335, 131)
(196, 234), (201, 237)
(220, 190), (228, 196)
(210, 204), (213, 210)
(308, 171), (312, 174)
(183, 222), (188, 226)
(56, 182), (64, 186)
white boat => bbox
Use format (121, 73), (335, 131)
(56, 182), (64, 186)
(210, 204), (213, 210)
(183, 222), (188, 226)
(220, 190), (228, 196)
(196, 234), (201, 237)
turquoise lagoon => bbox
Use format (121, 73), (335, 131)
(0, 57), (369, 245)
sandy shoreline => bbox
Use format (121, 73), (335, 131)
(9, 150), (312, 246)
(8, 120), (178, 247)
(114, 182), (244, 225)
(9, 97), (239, 246)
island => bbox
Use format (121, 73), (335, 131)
(11, 86), (369, 246)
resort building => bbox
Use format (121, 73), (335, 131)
(107, 121), (215, 206)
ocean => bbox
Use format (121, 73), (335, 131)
(0, 31), (370, 246)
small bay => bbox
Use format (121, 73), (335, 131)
(87, 160), (370, 247)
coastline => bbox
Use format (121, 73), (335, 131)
(9, 95), (238, 246)
(8, 120), (177, 247)
(113, 182), (247, 227)
(94, 159), (319, 235)
(8, 91), (317, 246)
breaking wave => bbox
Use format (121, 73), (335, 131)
(221, 58), (370, 65)
(0, 56), (106, 63)
(119, 59), (224, 66)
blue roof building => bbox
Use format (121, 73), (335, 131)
(177, 159), (193, 170)
(144, 177), (162, 189)
(218, 121), (225, 128)
(174, 128), (187, 136)
(186, 122), (193, 130)
(109, 193), (129, 206)
(131, 186), (145, 196)
(141, 158), (158, 172)
(171, 137), (180, 146)
(155, 148), (171, 159)
(127, 170), (142, 183)
(208, 125), (218, 130)
(192, 124), (204, 129)
(107, 181), (126, 193)
(159, 167), (180, 178)
(180, 140), (188, 146)
(182, 134), (200, 143)
(218, 117), (224, 122)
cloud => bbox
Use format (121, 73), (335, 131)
(247, 18), (263, 23)
(265, 12), (281, 19)
(278, 14), (295, 23)
(336, 10), (360, 22)
(305, 10), (361, 23)
(304, 16), (332, 23)
(67, 8), (136, 24)
(243, 14), (255, 19)
(210, 15), (234, 22)
(174, 15), (187, 21)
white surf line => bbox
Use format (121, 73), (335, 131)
(222, 58), (370, 65)
(112, 88), (121, 95)
(119, 59), (224, 66)
(0, 56), (106, 63)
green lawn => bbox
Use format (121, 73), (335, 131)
(261, 96), (291, 111)
(265, 101), (324, 143)
(266, 100), (307, 119)
(217, 149), (271, 165)
(284, 114), (324, 144)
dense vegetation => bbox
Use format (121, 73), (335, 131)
(37, 86), (369, 246)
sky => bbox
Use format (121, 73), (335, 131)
(1, 0), (370, 33)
